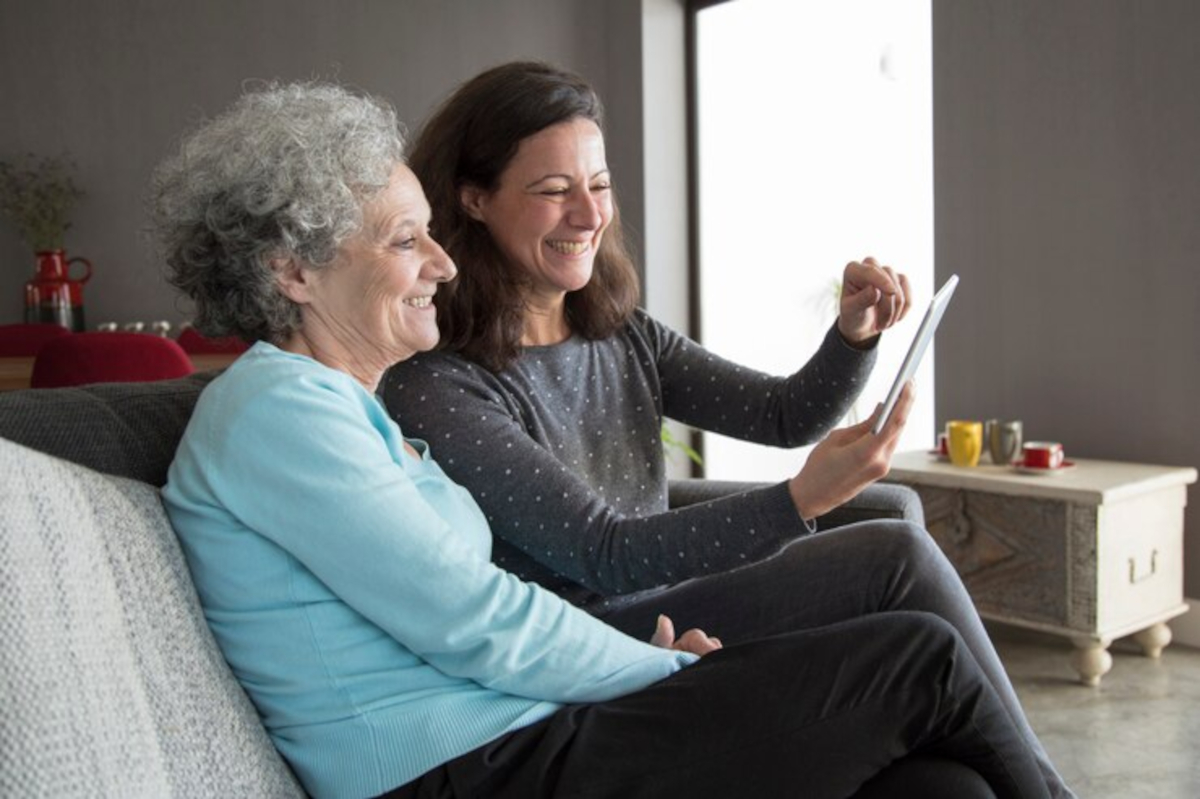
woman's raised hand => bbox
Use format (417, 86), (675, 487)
(838, 257), (912, 346)
(650, 614), (723, 657)
(787, 381), (915, 521)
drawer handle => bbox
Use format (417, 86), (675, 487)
(1128, 549), (1159, 584)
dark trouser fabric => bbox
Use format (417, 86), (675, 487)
(380, 612), (1047, 799)
(594, 520), (1071, 798)
(855, 756), (997, 799)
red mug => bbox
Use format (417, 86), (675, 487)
(937, 432), (949, 456)
(1022, 441), (1064, 469)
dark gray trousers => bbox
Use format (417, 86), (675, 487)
(596, 520), (1071, 798)
(382, 611), (1044, 798)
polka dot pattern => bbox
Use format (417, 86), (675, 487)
(383, 311), (875, 605)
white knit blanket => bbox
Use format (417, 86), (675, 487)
(0, 438), (303, 798)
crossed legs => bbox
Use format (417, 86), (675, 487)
(596, 521), (1073, 798)
(386, 612), (1046, 798)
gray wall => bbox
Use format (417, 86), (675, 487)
(932, 1), (1200, 595)
(6, 0), (1195, 594)
(0, 0), (647, 329)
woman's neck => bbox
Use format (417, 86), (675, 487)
(520, 295), (572, 346)
(277, 329), (388, 394)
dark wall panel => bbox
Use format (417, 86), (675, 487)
(933, 0), (1200, 594)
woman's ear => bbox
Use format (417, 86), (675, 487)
(459, 184), (488, 222)
(271, 256), (316, 304)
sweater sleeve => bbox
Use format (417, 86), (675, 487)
(385, 354), (812, 596)
(641, 313), (877, 447)
(194, 366), (694, 704)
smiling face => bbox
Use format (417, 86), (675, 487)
(286, 164), (456, 375)
(460, 117), (613, 311)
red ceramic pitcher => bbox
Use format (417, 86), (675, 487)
(24, 250), (92, 332)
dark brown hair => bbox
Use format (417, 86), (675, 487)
(408, 60), (640, 372)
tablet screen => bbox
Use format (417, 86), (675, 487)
(870, 274), (959, 435)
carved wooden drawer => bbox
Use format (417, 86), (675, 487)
(887, 452), (1196, 685)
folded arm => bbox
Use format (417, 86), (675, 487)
(200, 371), (694, 703)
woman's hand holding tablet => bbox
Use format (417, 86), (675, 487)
(788, 381), (918, 520)
(785, 275), (959, 521)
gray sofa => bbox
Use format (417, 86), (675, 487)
(0, 374), (921, 797)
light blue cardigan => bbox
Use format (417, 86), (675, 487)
(164, 343), (694, 799)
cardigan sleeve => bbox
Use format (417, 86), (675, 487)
(190, 366), (694, 704)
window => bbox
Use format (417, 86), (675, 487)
(693, 0), (934, 479)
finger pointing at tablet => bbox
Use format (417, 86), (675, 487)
(838, 258), (913, 344)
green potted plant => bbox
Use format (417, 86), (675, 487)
(661, 423), (703, 468)
(0, 153), (92, 330)
(0, 153), (84, 252)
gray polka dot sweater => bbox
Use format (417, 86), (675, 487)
(383, 309), (875, 606)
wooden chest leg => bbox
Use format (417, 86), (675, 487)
(1133, 622), (1172, 659)
(1070, 636), (1113, 686)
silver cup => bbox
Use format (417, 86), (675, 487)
(983, 419), (999, 461)
(988, 420), (1023, 466)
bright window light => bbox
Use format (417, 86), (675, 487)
(696, 0), (934, 479)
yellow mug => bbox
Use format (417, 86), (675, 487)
(947, 420), (983, 467)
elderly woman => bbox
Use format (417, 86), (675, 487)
(385, 61), (1074, 799)
(155, 81), (1052, 799)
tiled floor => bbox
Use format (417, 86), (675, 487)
(991, 624), (1200, 798)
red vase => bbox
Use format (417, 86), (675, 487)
(24, 250), (92, 332)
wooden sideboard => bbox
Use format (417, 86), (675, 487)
(0, 358), (36, 391)
(887, 450), (1197, 685)
(0, 353), (238, 391)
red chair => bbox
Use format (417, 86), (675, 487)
(176, 326), (249, 355)
(0, 323), (72, 357)
(30, 332), (195, 388)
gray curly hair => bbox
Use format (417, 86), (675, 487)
(150, 81), (405, 343)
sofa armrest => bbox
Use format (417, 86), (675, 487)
(812, 481), (926, 529)
(668, 479), (925, 530)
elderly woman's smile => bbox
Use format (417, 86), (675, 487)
(282, 163), (456, 383)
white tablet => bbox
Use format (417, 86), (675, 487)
(870, 274), (959, 435)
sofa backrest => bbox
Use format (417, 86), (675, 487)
(0, 372), (216, 486)
(0, 438), (304, 797)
